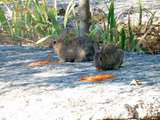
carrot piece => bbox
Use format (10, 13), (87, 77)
(80, 74), (115, 82)
(27, 60), (50, 67)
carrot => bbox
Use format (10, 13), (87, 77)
(80, 74), (115, 82)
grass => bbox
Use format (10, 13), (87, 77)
(0, 0), (61, 45)
(90, 0), (128, 50)
(0, 0), (160, 53)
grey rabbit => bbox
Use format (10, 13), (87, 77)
(51, 31), (95, 62)
(94, 44), (124, 70)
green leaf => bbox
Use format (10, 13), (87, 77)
(0, 7), (11, 32)
(119, 27), (126, 49)
(64, 0), (75, 28)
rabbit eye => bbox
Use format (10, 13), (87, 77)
(52, 40), (56, 45)
(100, 57), (102, 61)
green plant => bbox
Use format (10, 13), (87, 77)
(0, 0), (61, 45)
(138, 0), (143, 26)
(125, 0), (155, 52)
(89, 0), (127, 50)
(127, 13), (137, 51)
(0, 3), (22, 44)
(64, 0), (75, 28)
(27, 0), (61, 38)
(0, 6), (11, 33)
(119, 27), (126, 50)
(107, 0), (116, 43)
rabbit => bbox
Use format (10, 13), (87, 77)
(51, 31), (95, 62)
(94, 44), (124, 70)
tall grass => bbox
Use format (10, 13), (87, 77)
(127, 12), (137, 51)
(90, 0), (127, 49)
(107, 0), (116, 43)
(64, 0), (75, 28)
(0, 0), (154, 52)
(126, 0), (155, 52)
(89, 0), (149, 51)
(0, 6), (11, 34)
(0, 0), (61, 45)
(138, 0), (143, 26)
(119, 27), (126, 50)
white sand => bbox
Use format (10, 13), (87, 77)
(0, 83), (159, 120)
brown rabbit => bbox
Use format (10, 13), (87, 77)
(94, 44), (124, 70)
(51, 31), (95, 62)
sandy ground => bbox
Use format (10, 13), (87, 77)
(0, 45), (160, 120)
(1, 0), (160, 119)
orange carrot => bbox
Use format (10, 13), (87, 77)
(80, 74), (115, 82)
